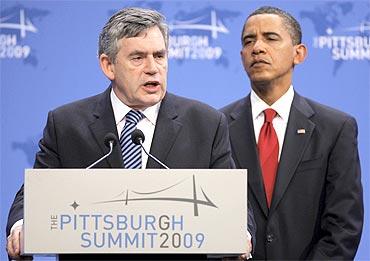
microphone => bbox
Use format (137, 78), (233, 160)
(86, 133), (118, 169)
(131, 129), (169, 169)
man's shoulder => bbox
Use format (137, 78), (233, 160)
(298, 94), (355, 122)
(220, 97), (248, 115)
(51, 89), (108, 115)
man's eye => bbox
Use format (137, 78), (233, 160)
(155, 53), (165, 59)
(243, 40), (253, 46)
(132, 56), (142, 60)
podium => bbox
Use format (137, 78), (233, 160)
(23, 169), (248, 256)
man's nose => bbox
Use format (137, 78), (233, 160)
(252, 39), (266, 55)
(144, 56), (159, 74)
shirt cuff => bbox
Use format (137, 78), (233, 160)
(9, 219), (23, 235)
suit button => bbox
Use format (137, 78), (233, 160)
(266, 234), (274, 243)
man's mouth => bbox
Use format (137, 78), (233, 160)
(251, 59), (269, 67)
(143, 81), (160, 87)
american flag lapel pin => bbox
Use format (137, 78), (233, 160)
(297, 129), (306, 134)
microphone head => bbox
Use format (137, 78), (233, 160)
(104, 133), (118, 148)
(131, 129), (145, 145)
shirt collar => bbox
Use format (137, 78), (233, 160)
(110, 89), (160, 126)
(251, 85), (294, 122)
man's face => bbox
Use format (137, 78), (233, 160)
(241, 14), (302, 85)
(108, 26), (167, 110)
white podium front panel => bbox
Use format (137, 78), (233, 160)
(24, 169), (247, 254)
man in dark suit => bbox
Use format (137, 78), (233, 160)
(221, 6), (363, 260)
(6, 7), (255, 261)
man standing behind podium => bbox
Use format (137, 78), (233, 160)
(221, 6), (363, 260)
(6, 7), (255, 260)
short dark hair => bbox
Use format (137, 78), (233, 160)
(98, 7), (168, 63)
(242, 6), (302, 46)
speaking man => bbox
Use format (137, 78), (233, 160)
(7, 7), (255, 261)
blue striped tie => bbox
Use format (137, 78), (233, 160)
(120, 110), (143, 169)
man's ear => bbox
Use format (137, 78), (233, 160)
(293, 43), (308, 65)
(99, 54), (115, 80)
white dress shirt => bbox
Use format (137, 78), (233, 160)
(251, 85), (294, 160)
(110, 89), (160, 169)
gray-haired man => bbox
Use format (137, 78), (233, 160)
(7, 7), (255, 260)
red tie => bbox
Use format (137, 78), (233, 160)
(258, 109), (279, 208)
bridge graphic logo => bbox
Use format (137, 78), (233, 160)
(94, 175), (218, 217)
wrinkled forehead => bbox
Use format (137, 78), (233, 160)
(117, 26), (167, 50)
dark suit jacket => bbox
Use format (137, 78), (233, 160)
(221, 92), (363, 260)
(7, 87), (255, 260)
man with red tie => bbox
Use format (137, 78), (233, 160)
(221, 6), (363, 260)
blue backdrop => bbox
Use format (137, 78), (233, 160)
(1, 1), (369, 260)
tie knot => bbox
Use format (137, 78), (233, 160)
(264, 108), (277, 123)
(126, 110), (143, 124)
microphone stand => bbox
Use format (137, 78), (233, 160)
(86, 141), (114, 169)
(139, 139), (169, 169)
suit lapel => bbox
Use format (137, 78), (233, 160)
(229, 96), (269, 217)
(147, 93), (183, 168)
(88, 87), (123, 168)
(270, 93), (315, 212)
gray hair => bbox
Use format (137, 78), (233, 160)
(242, 6), (302, 46)
(98, 7), (168, 63)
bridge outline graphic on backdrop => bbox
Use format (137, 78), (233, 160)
(169, 10), (229, 39)
(0, 9), (37, 38)
(94, 175), (218, 217)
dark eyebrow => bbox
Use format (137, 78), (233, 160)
(154, 49), (167, 56)
(242, 33), (256, 41)
(128, 50), (146, 57)
(263, 32), (282, 39)
(128, 49), (167, 57)
(242, 31), (282, 43)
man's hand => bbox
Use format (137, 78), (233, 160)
(6, 225), (22, 260)
(222, 239), (253, 260)
(240, 238), (252, 260)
